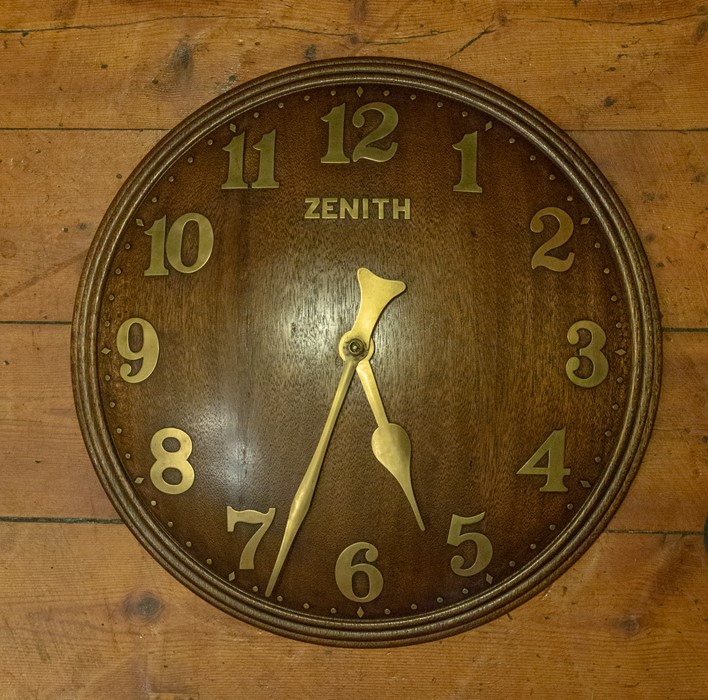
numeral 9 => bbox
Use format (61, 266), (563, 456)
(116, 317), (159, 383)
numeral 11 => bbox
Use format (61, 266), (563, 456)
(222, 128), (279, 189)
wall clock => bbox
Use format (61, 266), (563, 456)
(72, 58), (661, 646)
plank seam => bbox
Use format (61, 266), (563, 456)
(0, 14), (261, 35)
(606, 529), (703, 535)
(0, 516), (123, 524)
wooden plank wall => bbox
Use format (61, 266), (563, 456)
(0, 1), (706, 698)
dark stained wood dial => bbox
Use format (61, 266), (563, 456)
(72, 58), (660, 646)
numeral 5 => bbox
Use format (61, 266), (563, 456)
(447, 512), (493, 576)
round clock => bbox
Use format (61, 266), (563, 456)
(72, 58), (660, 646)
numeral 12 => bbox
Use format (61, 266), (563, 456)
(321, 102), (399, 164)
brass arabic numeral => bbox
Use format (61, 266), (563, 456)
(116, 317), (159, 383)
(320, 103), (348, 163)
(447, 512), (493, 577)
(321, 102), (398, 164)
(149, 427), (195, 495)
(222, 128), (279, 190)
(335, 542), (384, 603)
(566, 320), (609, 388)
(452, 131), (483, 193)
(530, 207), (575, 272)
(517, 428), (570, 492)
(226, 507), (276, 570)
(144, 213), (214, 276)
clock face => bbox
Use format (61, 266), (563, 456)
(73, 59), (660, 646)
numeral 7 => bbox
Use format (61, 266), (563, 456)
(226, 506), (276, 570)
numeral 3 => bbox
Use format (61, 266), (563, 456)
(566, 320), (609, 388)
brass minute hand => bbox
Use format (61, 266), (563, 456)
(265, 268), (406, 598)
(356, 356), (425, 531)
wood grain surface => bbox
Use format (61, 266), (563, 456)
(0, 0), (705, 697)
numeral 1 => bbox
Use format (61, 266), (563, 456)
(453, 132), (482, 193)
(517, 428), (570, 492)
(222, 128), (279, 189)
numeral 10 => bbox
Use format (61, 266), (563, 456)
(144, 213), (214, 276)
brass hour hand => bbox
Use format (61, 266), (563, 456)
(356, 355), (425, 531)
(265, 268), (406, 598)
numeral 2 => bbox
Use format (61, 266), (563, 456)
(530, 207), (575, 272)
(321, 102), (398, 164)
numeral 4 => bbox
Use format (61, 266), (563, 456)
(517, 428), (570, 492)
